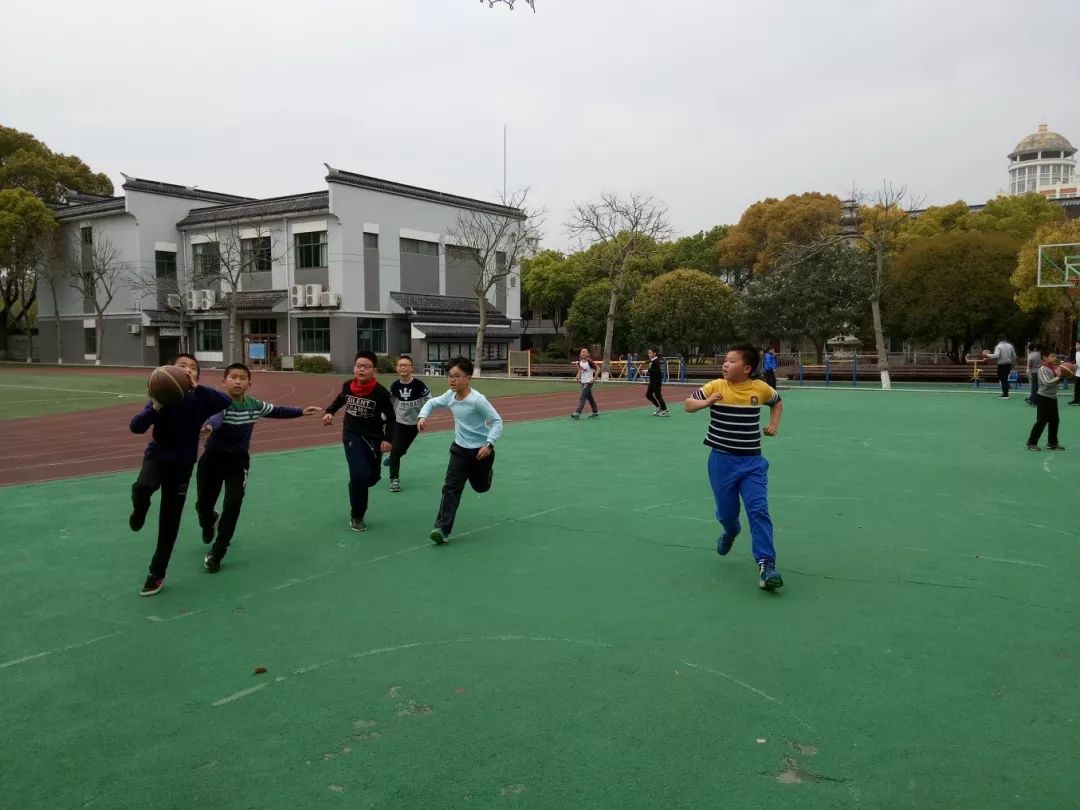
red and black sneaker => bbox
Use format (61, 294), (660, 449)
(140, 575), (165, 597)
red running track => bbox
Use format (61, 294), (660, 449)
(0, 370), (657, 487)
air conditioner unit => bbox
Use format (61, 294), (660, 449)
(320, 291), (341, 307)
(289, 284), (306, 308)
(184, 290), (200, 310)
(166, 293), (181, 309)
(199, 289), (217, 310)
(127, 324), (141, 335)
(304, 284), (323, 307)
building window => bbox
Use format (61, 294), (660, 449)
(482, 342), (507, 360)
(427, 341), (481, 362)
(357, 318), (386, 353)
(192, 242), (220, 276)
(81, 226), (93, 246)
(298, 317), (330, 353)
(248, 318), (277, 335)
(84, 327), (97, 356)
(196, 320), (223, 352)
(155, 250), (177, 280)
(400, 237), (439, 256)
(241, 236), (272, 273)
(364, 232), (379, 250)
(295, 231), (327, 269)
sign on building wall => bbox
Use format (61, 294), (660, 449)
(160, 328), (183, 337)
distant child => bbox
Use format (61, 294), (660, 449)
(646, 348), (668, 416)
(129, 353), (231, 596)
(322, 351), (395, 532)
(196, 363), (322, 572)
(417, 356), (503, 544)
(570, 347), (599, 419)
(383, 354), (431, 492)
(983, 335), (1017, 398)
(684, 343), (785, 591)
(1070, 341), (1080, 406)
(1027, 348), (1066, 451)
(762, 347), (779, 389)
(1026, 342), (1042, 407)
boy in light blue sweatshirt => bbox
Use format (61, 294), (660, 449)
(417, 356), (503, 544)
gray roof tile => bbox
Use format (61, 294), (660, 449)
(178, 192), (329, 227)
(389, 291), (510, 325)
(326, 166), (525, 220)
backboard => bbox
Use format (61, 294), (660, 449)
(1037, 242), (1080, 287)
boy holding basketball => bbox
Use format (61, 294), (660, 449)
(196, 363), (322, 572)
(1026, 348), (1071, 451)
(417, 357), (503, 544)
(322, 351), (395, 532)
(684, 343), (785, 591)
(129, 354), (231, 596)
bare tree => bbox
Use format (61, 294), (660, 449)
(68, 231), (122, 366)
(566, 192), (672, 377)
(481, 0), (535, 10)
(193, 221), (283, 363)
(446, 189), (541, 377)
(37, 249), (69, 363)
(796, 183), (921, 389)
(126, 266), (206, 355)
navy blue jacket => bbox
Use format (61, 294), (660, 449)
(130, 385), (231, 465)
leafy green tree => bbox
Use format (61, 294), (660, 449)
(742, 243), (870, 362)
(659, 225), (730, 274)
(565, 280), (632, 352)
(629, 268), (735, 357)
(890, 232), (1027, 362)
(0, 188), (57, 350)
(894, 201), (971, 251)
(965, 193), (1065, 243)
(1012, 219), (1080, 351)
(521, 249), (578, 334)
(0, 125), (113, 203)
(716, 192), (841, 286)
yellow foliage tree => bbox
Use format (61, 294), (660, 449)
(1012, 219), (1080, 315)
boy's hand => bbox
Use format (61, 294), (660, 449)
(477, 444), (492, 460)
(150, 397), (163, 411)
(417, 417), (427, 433)
(764, 424), (778, 437)
(303, 406), (322, 416)
(380, 441), (392, 453)
(706, 392), (723, 404)
(200, 424), (213, 441)
(321, 413), (333, 427)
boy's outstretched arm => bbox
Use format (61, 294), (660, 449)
(684, 391), (720, 413)
(764, 399), (783, 436)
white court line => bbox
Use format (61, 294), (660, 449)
(0, 631), (122, 671)
(679, 660), (814, 731)
(0, 383), (142, 397)
(212, 635), (614, 708)
(211, 682), (270, 707)
(900, 545), (1046, 569)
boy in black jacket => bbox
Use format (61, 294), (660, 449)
(646, 348), (668, 416)
(322, 351), (395, 531)
(129, 353), (231, 596)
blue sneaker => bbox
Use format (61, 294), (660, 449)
(758, 560), (784, 591)
(716, 527), (740, 556)
(383, 456), (391, 468)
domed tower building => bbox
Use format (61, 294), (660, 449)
(1008, 124), (1077, 199)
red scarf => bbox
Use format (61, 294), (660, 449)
(350, 378), (377, 397)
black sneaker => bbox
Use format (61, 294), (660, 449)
(430, 527), (448, 545)
(203, 553), (221, 573)
(202, 511), (219, 544)
(1048, 444), (1066, 451)
(569, 413), (581, 420)
(1026, 444), (1041, 451)
(140, 575), (165, 597)
(588, 412), (600, 418)
(129, 510), (146, 532)
(389, 478), (401, 493)
(350, 518), (367, 532)
(758, 561), (784, 591)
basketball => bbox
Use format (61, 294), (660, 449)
(1060, 362), (1077, 378)
(147, 365), (192, 405)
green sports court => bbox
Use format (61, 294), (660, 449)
(2, 385), (1077, 808)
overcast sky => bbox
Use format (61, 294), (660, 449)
(3, 0), (1077, 245)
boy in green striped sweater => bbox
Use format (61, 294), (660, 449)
(197, 363), (322, 571)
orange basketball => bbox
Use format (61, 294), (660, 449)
(147, 365), (192, 405)
(1060, 362), (1077, 378)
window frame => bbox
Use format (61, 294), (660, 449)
(356, 317), (387, 353)
(295, 231), (328, 269)
(196, 319), (224, 352)
(298, 316), (331, 353)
